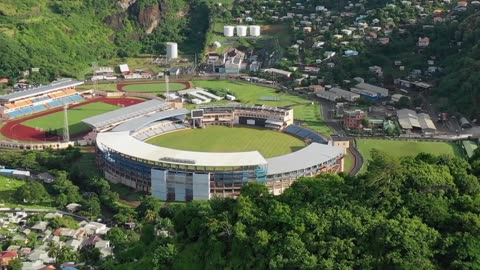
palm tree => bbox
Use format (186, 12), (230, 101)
(47, 241), (60, 264)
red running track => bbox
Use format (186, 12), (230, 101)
(117, 81), (191, 92)
(1, 97), (144, 142)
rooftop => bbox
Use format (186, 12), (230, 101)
(82, 100), (170, 129)
(111, 108), (190, 132)
(97, 131), (268, 167)
(0, 79), (83, 102)
(267, 143), (345, 175)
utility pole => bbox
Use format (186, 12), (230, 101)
(63, 104), (70, 142)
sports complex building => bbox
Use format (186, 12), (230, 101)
(0, 79), (84, 119)
(83, 100), (345, 201)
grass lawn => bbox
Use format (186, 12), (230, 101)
(22, 102), (119, 135)
(192, 80), (332, 135)
(344, 151), (354, 173)
(357, 139), (463, 173)
(121, 82), (187, 93)
(76, 83), (119, 92)
(147, 126), (305, 158)
(0, 176), (54, 209)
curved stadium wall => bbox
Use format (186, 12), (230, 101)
(93, 105), (345, 201)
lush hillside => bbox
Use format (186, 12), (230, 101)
(0, 0), (211, 81)
(98, 149), (480, 270)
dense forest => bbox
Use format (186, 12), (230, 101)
(103, 149), (480, 270)
(2, 144), (480, 269)
(0, 0), (212, 81)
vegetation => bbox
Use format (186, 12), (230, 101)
(22, 101), (120, 136)
(96, 149), (480, 269)
(0, 176), (53, 209)
(147, 126), (306, 158)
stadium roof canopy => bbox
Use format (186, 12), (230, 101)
(266, 143), (345, 175)
(96, 131), (268, 167)
(0, 79), (84, 102)
(112, 108), (190, 132)
(82, 100), (170, 130)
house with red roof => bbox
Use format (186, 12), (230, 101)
(0, 251), (18, 268)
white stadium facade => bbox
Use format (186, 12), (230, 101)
(84, 100), (345, 201)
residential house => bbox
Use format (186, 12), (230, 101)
(417, 37), (430, 47)
(0, 251), (18, 269)
(343, 110), (367, 129)
(32, 221), (49, 233)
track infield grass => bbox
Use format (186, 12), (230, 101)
(357, 139), (463, 173)
(192, 80), (332, 135)
(22, 102), (120, 135)
(121, 82), (187, 92)
(147, 126), (306, 158)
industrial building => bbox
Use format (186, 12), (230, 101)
(397, 109), (437, 134)
(329, 87), (360, 102)
(354, 82), (389, 97)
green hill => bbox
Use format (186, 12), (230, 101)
(0, 0), (212, 81)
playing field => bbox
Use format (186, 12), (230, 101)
(147, 126), (306, 158)
(120, 82), (188, 92)
(22, 102), (119, 135)
(357, 139), (462, 172)
(192, 80), (332, 135)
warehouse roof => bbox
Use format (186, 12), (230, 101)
(111, 108), (190, 132)
(266, 143), (345, 175)
(355, 82), (389, 96)
(0, 79), (84, 102)
(96, 131), (268, 167)
(82, 100), (170, 130)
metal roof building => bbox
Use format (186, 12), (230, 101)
(82, 100), (170, 130)
(355, 82), (389, 97)
(0, 79), (84, 102)
(112, 108), (190, 132)
(329, 87), (360, 101)
(397, 109), (436, 133)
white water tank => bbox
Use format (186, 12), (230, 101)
(166, 42), (178, 60)
(249, 25), (261, 36)
(236, 25), (248, 37)
(224, 26), (234, 37)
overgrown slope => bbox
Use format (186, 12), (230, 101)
(0, 0), (210, 81)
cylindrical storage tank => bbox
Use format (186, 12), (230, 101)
(236, 25), (248, 37)
(249, 25), (261, 36)
(224, 26), (235, 37)
(166, 42), (178, 60)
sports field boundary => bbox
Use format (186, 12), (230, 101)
(1, 97), (144, 142)
(117, 81), (191, 92)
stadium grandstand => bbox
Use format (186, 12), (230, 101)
(92, 103), (344, 201)
(284, 125), (328, 144)
(82, 100), (172, 132)
(198, 104), (294, 130)
(0, 79), (84, 119)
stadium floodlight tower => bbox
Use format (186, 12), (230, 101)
(63, 104), (70, 142)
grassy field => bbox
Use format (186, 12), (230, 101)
(121, 82), (187, 92)
(344, 151), (354, 173)
(357, 139), (463, 173)
(147, 126), (305, 158)
(76, 83), (118, 92)
(192, 80), (332, 135)
(0, 176), (54, 209)
(22, 102), (119, 135)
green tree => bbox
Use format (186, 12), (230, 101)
(80, 245), (102, 266)
(15, 181), (49, 204)
(8, 258), (22, 270)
